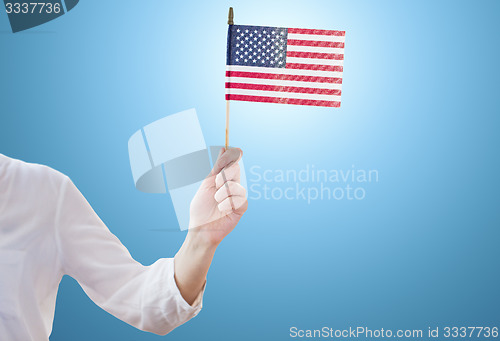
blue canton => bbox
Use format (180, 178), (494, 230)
(227, 25), (288, 68)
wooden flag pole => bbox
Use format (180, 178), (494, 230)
(225, 100), (230, 150)
(226, 7), (234, 150)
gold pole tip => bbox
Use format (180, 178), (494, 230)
(228, 7), (234, 25)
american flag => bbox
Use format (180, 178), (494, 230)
(226, 25), (345, 107)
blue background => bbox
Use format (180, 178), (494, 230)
(1, 0), (499, 340)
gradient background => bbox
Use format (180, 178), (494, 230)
(1, 0), (499, 340)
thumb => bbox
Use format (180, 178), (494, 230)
(211, 147), (242, 176)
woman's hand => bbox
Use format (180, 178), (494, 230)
(174, 147), (248, 305)
(188, 147), (248, 246)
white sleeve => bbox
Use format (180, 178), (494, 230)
(54, 176), (204, 335)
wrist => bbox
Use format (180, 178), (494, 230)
(185, 230), (219, 254)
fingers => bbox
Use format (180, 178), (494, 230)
(214, 181), (247, 215)
(214, 181), (246, 202)
(217, 195), (248, 215)
(216, 162), (240, 188)
(211, 148), (242, 176)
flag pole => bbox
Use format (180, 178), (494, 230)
(226, 7), (234, 150)
(225, 100), (230, 150)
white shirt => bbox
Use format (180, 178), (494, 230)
(0, 154), (203, 340)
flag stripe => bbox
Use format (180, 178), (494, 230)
(287, 33), (345, 43)
(286, 57), (344, 66)
(225, 70), (342, 84)
(288, 28), (345, 36)
(286, 45), (343, 54)
(226, 65), (342, 77)
(286, 63), (344, 72)
(225, 88), (339, 101)
(226, 82), (342, 95)
(226, 94), (340, 107)
(225, 77), (342, 89)
(286, 51), (342, 59)
(287, 39), (344, 48)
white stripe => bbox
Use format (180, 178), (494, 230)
(225, 77), (343, 90)
(225, 88), (341, 101)
(286, 57), (344, 66)
(286, 45), (344, 54)
(287, 33), (345, 43)
(226, 65), (341, 78)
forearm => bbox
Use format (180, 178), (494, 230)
(174, 232), (218, 305)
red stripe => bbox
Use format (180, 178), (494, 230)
(226, 82), (341, 96)
(226, 94), (340, 107)
(286, 63), (344, 73)
(288, 28), (345, 36)
(287, 40), (344, 48)
(226, 71), (342, 83)
(286, 51), (342, 59)
(288, 50), (344, 60)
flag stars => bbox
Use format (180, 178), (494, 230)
(232, 26), (286, 67)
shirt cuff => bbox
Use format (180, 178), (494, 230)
(143, 257), (205, 335)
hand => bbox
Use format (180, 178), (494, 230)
(188, 147), (248, 247)
(174, 147), (248, 305)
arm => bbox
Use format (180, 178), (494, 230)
(174, 147), (248, 305)
(54, 147), (247, 335)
